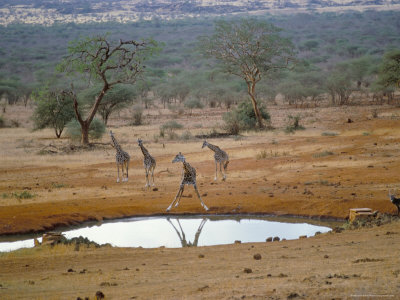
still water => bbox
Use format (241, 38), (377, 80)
(0, 215), (335, 252)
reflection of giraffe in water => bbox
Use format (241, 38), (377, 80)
(167, 152), (208, 211)
(167, 218), (207, 247)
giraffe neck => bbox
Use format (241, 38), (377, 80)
(182, 161), (191, 174)
(139, 144), (150, 157)
(206, 143), (220, 153)
(111, 136), (122, 152)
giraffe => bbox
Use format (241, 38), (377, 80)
(202, 140), (229, 181)
(167, 152), (208, 211)
(109, 130), (130, 183)
(137, 138), (156, 188)
(167, 217), (207, 247)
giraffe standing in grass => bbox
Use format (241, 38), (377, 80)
(167, 152), (208, 211)
(110, 130), (130, 183)
(137, 138), (156, 188)
(202, 140), (229, 181)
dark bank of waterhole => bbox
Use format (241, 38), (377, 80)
(0, 215), (338, 252)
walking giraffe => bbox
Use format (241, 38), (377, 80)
(202, 140), (229, 181)
(167, 152), (208, 211)
(137, 138), (156, 188)
(109, 130), (130, 183)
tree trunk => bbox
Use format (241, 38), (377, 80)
(247, 81), (263, 129)
(71, 84), (108, 145)
(81, 121), (90, 145)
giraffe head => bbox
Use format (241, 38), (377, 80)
(137, 138), (143, 146)
(109, 130), (113, 136)
(172, 152), (185, 163)
(201, 140), (208, 149)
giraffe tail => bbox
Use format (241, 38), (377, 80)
(223, 160), (229, 171)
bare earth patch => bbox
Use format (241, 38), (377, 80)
(1, 103), (400, 298)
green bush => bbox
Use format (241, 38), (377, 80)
(184, 97), (204, 115)
(132, 104), (144, 126)
(222, 110), (241, 135)
(66, 118), (105, 141)
(223, 101), (270, 134)
(285, 115), (305, 134)
(12, 191), (35, 199)
(159, 120), (184, 139)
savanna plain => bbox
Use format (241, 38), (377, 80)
(1, 101), (400, 299)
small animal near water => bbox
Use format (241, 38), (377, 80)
(167, 152), (208, 211)
(388, 190), (400, 215)
(202, 140), (229, 181)
(137, 138), (156, 188)
(109, 130), (130, 183)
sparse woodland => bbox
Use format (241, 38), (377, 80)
(0, 11), (399, 139)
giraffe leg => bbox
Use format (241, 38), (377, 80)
(151, 166), (155, 186)
(122, 162), (126, 182)
(125, 161), (129, 182)
(122, 162), (128, 182)
(221, 162), (226, 181)
(116, 164), (120, 183)
(167, 185), (183, 211)
(194, 184), (208, 211)
(214, 161), (218, 181)
(174, 185), (185, 207)
(145, 168), (149, 187)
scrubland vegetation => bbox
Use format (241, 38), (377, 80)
(0, 11), (399, 140)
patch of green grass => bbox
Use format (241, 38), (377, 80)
(10, 191), (35, 199)
(304, 180), (330, 186)
(312, 151), (334, 158)
(2, 193), (9, 198)
(321, 132), (338, 136)
(362, 132), (371, 136)
(51, 183), (68, 189)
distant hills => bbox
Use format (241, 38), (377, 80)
(1, 0), (400, 25)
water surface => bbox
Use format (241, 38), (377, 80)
(0, 215), (336, 252)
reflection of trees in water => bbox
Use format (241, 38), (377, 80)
(167, 218), (207, 247)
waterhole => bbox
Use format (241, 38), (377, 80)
(0, 215), (337, 252)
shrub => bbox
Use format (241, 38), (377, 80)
(321, 132), (338, 136)
(222, 110), (241, 135)
(223, 101), (270, 134)
(0, 115), (4, 128)
(159, 120), (184, 139)
(32, 86), (75, 138)
(184, 97), (204, 115)
(180, 130), (193, 140)
(285, 115), (305, 133)
(313, 151), (334, 158)
(66, 118), (105, 142)
(12, 191), (35, 199)
(132, 104), (143, 126)
(160, 120), (183, 131)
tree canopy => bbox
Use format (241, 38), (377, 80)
(199, 18), (295, 128)
(57, 34), (159, 144)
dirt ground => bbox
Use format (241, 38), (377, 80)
(1, 102), (400, 299)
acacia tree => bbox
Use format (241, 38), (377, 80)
(378, 49), (400, 89)
(57, 34), (158, 145)
(32, 86), (75, 138)
(80, 84), (137, 125)
(200, 18), (295, 128)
